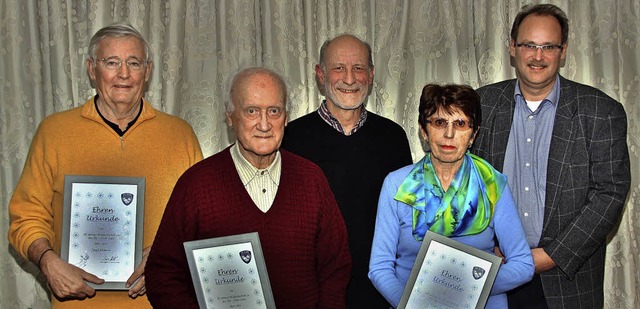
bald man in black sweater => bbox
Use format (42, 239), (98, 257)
(282, 34), (412, 309)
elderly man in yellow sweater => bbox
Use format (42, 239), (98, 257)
(8, 23), (202, 308)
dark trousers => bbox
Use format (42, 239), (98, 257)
(508, 274), (549, 308)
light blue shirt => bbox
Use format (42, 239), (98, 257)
(503, 75), (560, 247)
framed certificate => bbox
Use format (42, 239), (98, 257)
(184, 232), (276, 309)
(60, 175), (145, 290)
(398, 231), (502, 309)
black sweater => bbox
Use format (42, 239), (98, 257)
(282, 111), (413, 308)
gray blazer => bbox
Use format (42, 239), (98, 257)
(471, 76), (630, 308)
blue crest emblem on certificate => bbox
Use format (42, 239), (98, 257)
(121, 193), (134, 206)
(240, 250), (252, 264)
(472, 266), (486, 280)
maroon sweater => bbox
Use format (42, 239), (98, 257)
(146, 148), (351, 309)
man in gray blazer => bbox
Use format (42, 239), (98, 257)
(471, 4), (630, 308)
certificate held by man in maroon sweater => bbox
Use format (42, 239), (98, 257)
(183, 232), (276, 308)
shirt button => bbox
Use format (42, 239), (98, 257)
(524, 212), (529, 217)
(528, 115), (534, 120)
(525, 162), (531, 167)
(526, 138), (532, 143)
(524, 187), (530, 191)
(260, 171), (265, 175)
(262, 189), (266, 193)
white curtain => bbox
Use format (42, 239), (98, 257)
(1, 1), (638, 308)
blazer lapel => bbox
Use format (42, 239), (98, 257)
(542, 76), (576, 233)
(472, 79), (518, 170)
(491, 81), (517, 171)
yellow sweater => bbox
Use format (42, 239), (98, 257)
(8, 98), (203, 308)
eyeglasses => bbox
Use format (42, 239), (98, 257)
(242, 106), (284, 120)
(515, 42), (563, 53)
(426, 118), (472, 131)
(96, 57), (148, 71)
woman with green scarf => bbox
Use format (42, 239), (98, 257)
(368, 84), (533, 308)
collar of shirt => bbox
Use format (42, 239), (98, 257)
(317, 100), (368, 135)
(230, 143), (281, 188)
(94, 94), (143, 136)
(514, 75), (561, 113)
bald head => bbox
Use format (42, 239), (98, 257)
(226, 67), (288, 113)
(319, 34), (373, 70)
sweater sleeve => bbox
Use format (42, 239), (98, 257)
(145, 176), (200, 309)
(8, 122), (57, 259)
(491, 185), (535, 295)
(181, 120), (204, 165)
(315, 172), (352, 308)
(368, 174), (406, 308)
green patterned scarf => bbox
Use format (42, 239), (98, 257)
(394, 151), (506, 240)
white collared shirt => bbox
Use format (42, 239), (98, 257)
(230, 143), (281, 212)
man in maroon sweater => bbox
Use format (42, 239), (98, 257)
(145, 67), (352, 308)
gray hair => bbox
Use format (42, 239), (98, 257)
(88, 22), (151, 60)
(318, 34), (373, 70)
(225, 67), (288, 113)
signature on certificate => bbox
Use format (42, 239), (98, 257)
(100, 255), (120, 263)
